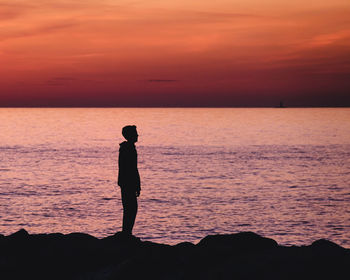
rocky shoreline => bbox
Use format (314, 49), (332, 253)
(1, 229), (349, 279)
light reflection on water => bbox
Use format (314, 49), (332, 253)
(0, 108), (350, 247)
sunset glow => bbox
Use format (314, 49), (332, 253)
(1, 0), (349, 106)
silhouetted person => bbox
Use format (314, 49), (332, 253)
(118, 125), (141, 235)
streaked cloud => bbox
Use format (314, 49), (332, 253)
(306, 30), (350, 47)
(148, 80), (179, 83)
(0, 21), (79, 41)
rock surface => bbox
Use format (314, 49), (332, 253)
(0, 230), (349, 279)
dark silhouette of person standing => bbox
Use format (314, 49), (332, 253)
(118, 125), (141, 236)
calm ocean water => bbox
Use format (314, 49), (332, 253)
(0, 108), (349, 247)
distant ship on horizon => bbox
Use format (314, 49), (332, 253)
(276, 101), (287, 108)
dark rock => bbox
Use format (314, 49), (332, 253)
(8, 228), (29, 240)
(174, 241), (196, 251)
(310, 238), (347, 255)
(0, 233), (4, 245)
(102, 231), (141, 247)
(0, 230), (348, 280)
(197, 231), (278, 252)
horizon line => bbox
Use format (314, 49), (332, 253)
(0, 106), (350, 109)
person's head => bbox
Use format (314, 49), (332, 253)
(122, 125), (138, 143)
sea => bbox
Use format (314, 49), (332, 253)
(0, 108), (349, 247)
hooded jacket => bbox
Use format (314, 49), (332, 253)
(118, 141), (140, 188)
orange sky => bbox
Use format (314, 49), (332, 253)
(1, 0), (349, 106)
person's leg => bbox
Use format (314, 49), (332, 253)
(121, 188), (138, 235)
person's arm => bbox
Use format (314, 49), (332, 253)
(135, 149), (141, 196)
(135, 169), (141, 196)
(117, 147), (124, 186)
